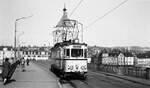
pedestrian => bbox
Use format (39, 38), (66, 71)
(2, 58), (11, 85)
(21, 58), (25, 71)
(26, 58), (30, 66)
(7, 59), (21, 81)
(9, 57), (14, 65)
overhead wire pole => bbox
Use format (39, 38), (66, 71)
(85, 0), (128, 29)
(14, 15), (33, 60)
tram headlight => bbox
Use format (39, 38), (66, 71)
(67, 65), (73, 71)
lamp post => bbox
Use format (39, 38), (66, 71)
(17, 31), (24, 58)
(14, 15), (33, 60)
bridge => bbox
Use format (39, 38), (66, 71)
(0, 60), (150, 88)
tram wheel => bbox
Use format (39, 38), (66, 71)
(61, 73), (66, 79)
(81, 75), (87, 80)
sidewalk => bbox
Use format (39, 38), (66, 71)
(0, 62), (60, 88)
(95, 71), (150, 86)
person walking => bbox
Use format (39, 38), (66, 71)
(7, 59), (20, 81)
(2, 58), (11, 85)
(26, 58), (30, 66)
(21, 58), (25, 71)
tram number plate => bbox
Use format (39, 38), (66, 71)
(67, 65), (87, 71)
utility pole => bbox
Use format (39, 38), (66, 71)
(14, 15), (33, 60)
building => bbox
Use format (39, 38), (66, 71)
(0, 46), (14, 59)
(19, 46), (51, 60)
(101, 52), (134, 66)
(135, 53), (150, 68)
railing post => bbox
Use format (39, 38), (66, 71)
(146, 68), (150, 79)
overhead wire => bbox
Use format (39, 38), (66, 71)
(85, 0), (128, 29)
(69, 0), (84, 17)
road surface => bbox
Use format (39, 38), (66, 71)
(34, 60), (150, 88)
(0, 62), (71, 88)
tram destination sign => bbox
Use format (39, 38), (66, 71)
(73, 45), (81, 49)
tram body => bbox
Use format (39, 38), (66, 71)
(50, 41), (88, 78)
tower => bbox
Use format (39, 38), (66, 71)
(53, 6), (83, 44)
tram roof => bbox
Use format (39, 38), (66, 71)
(51, 41), (87, 50)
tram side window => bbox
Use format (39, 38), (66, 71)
(66, 49), (70, 57)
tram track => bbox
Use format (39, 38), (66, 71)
(64, 71), (150, 88)
(69, 80), (91, 88)
(57, 76), (92, 88)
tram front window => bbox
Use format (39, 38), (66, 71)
(66, 49), (70, 57)
(84, 49), (87, 58)
(71, 49), (83, 57)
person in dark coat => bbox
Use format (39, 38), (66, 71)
(2, 58), (11, 84)
(7, 60), (20, 80)
(26, 58), (29, 66)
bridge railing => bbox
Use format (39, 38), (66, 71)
(88, 60), (150, 79)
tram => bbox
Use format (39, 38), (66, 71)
(49, 6), (88, 79)
(50, 40), (88, 79)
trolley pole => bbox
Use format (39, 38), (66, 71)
(78, 22), (83, 43)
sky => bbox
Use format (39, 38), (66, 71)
(0, 0), (150, 47)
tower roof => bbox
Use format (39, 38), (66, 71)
(56, 7), (70, 27)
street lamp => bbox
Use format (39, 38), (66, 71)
(14, 15), (33, 60)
